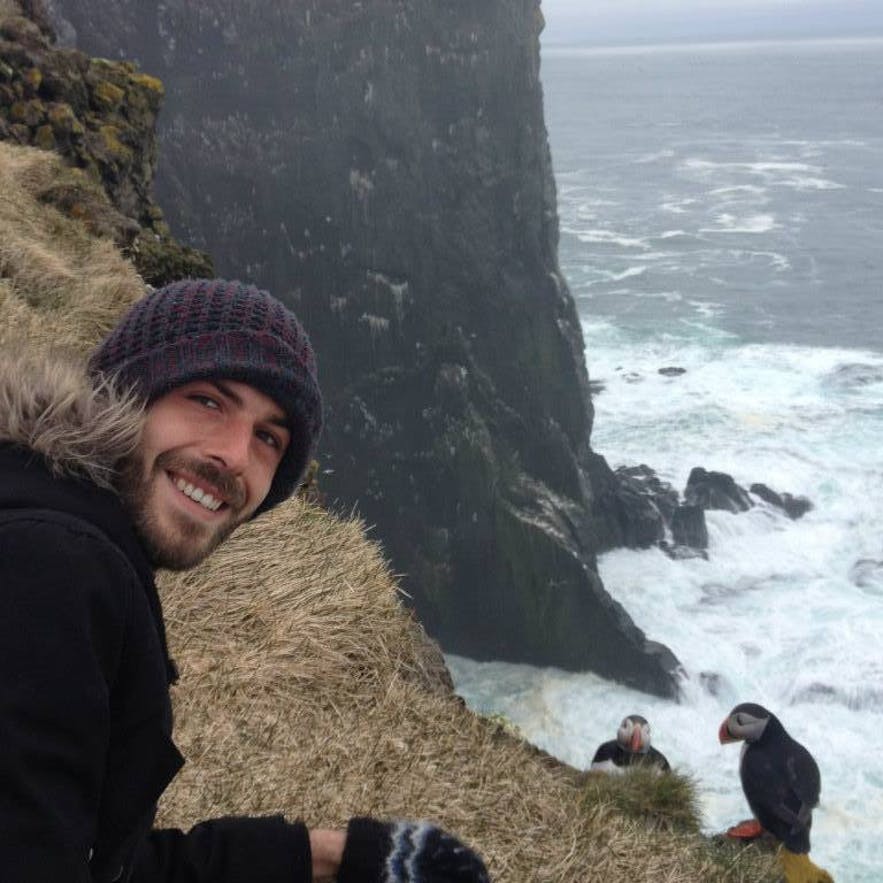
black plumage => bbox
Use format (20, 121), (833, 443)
(591, 714), (671, 773)
(719, 702), (821, 854)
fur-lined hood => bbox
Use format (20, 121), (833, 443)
(0, 347), (144, 490)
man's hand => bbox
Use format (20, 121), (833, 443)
(309, 828), (346, 881)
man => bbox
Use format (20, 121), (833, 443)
(0, 278), (490, 882)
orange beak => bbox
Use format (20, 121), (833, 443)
(630, 728), (643, 752)
(719, 721), (735, 744)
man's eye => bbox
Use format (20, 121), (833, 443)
(190, 394), (220, 409)
(256, 429), (280, 449)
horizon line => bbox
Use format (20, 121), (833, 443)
(541, 33), (883, 56)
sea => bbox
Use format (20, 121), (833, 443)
(447, 38), (883, 882)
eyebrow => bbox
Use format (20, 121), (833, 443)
(211, 380), (290, 430)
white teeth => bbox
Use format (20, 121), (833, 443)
(174, 477), (223, 511)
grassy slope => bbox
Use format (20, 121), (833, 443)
(0, 139), (781, 882)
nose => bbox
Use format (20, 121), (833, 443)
(205, 417), (253, 475)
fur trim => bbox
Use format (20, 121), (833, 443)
(0, 347), (144, 489)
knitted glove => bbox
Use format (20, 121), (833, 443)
(337, 817), (491, 883)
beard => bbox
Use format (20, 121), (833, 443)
(117, 449), (248, 571)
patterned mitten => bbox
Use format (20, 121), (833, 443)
(337, 817), (491, 883)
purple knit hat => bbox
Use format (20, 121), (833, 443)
(89, 278), (323, 515)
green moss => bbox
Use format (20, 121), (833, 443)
(127, 232), (214, 287)
(130, 72), (164, 95)
(23, 66), (42, 93)
(34, 123), (55, 150)
(481, 712), (524, 739)
(582, 768), (702, 835)
(47, 102), (83, 136)
(92, 79), (125, 110)
(98, 124), (133, 162)
(10, 98), (44, 126)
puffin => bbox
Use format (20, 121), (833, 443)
(719, 702), (833, 883)
(590, 714), (671, 773)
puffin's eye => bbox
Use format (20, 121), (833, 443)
(735, 714), (744, 725)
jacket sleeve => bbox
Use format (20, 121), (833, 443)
(0, 514), (131, 881)
(134, 818), (313, 883)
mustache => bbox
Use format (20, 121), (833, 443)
(155, 451), (247, 511)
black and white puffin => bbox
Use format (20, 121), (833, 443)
(719, 702), (834, 883)
(591, 714), (671, 773)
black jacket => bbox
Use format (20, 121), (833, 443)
(0, 353), (311, 882)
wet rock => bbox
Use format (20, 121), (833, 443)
(698, 670), (728, 697)
(671, 504), (708, 549)
(684, 467), (753, 513)
(660, 541), (708, 561)
(849, 559), (883, 593)
(658, 366), (686, 376)
(749, 483), (812, 520)
(611, 464), (679, 548)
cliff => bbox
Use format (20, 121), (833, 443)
(46, 0), (679, 695)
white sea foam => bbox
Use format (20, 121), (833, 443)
(702, 212), (779, 234)
(634, 149), (676, 164)
(576, 229), (649, 249)
(784, 176), (845, 191)
(661, 198), (697, 214)
(450, 330), (883, 880)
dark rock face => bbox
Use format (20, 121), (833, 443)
(684, 467), (753, 513)
(611, 464), (678, 548)
(749, 483), (812, 520)
(670, 504), (708, 550)
(49, 0), (680, 694)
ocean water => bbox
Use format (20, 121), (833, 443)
(449, 39), (883, 881)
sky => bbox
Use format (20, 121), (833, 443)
(540, 0), (883, 46)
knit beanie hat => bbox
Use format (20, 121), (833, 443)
(338, 818), (491, 883)
(89, 278), (322, 516)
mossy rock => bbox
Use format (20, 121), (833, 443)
(127, 232), (214, 287)
(22, 65), (40, 92)
(47, 102), (83, 136)
(33, 121), (53, 149)
(9, 96), (42, 125)
(130, 72), (164, 95)
(92, 78), (125, 110)
(97, 123), (133, 162)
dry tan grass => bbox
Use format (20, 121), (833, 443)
(0, 142), (144, 353)
(0, 142), (780, 881)
(156, 501), (779, 882)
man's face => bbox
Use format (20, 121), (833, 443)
(119, 378), (290, 570)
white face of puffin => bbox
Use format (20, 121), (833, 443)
(718, 703), (771, 744)
(617, 714), (651, 754)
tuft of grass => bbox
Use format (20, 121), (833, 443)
(582, 767), (702, 834)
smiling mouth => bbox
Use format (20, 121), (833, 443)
(170, 473), (226, 512)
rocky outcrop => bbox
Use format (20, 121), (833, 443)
(0, 1), (211, 283)
(48, 0), (680, 694)
(684, 467), (753, 513)
(750, 482), (813, 520)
